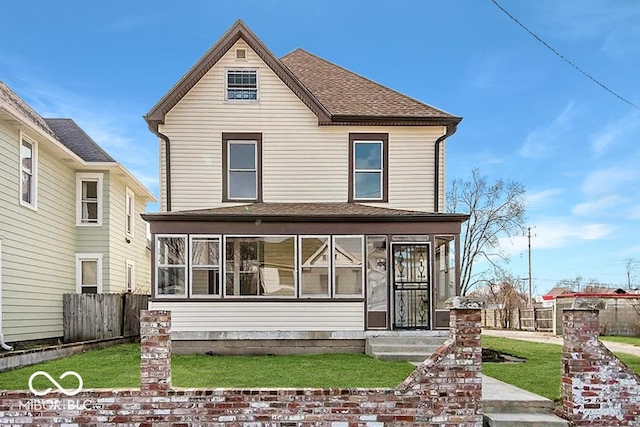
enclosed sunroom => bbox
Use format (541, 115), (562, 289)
(143, 203), (467, 353)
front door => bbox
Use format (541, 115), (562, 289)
(392, 243), (431, 329)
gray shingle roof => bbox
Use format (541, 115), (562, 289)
(44, 118), (115, 162)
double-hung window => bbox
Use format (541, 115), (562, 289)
(222, 133), (262, 201)
(190, 236), (221, 297)
(125, 260), (135, 292)
(76, 254), (102, 294)
(226, 69), (258, 100)
(76, 173), (103, 226)
(156, 235), (187, 296)
(20, 135), (37, 209)
(125, 187), (135, 237)
(349, 133), (388, 202)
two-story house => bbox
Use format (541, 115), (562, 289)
(0, 81), (156, 348)
(143, 20), (467, 355)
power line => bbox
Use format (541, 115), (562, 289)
(490, 0), (640, 111)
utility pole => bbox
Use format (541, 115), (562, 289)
(527, 227), (533, 307)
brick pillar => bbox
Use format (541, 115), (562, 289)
(140, 310), (171, 392)
(450, 306), (483, 390)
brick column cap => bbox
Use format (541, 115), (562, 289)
(444, 296), (485, 310)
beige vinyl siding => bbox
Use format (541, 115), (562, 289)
(150, 301), (364, 332)
(106, 174), (151, 293)
(161, 40), (441, 212)
(0, 124), (77, 342)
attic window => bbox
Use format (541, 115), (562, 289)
(236, 49), (246, 60)
(226, 69), (258, 100)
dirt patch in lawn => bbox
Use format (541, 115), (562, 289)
(482, 348), (526, 363)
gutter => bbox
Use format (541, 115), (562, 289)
(434, 122), (459, 213)
(0, 241), (13, 351)
(145, 119), (171, 211)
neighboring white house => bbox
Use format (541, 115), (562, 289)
(142, 20), (467, 353)
(0, 81), (156, 346)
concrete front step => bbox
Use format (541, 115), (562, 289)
(481, 398), (555, 415)
(365, 335), (448, 361)
(483, 413), (568, 427)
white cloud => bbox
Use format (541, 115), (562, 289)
(520, 102), (576, 158)
(526, 188), (565, 208)
(581, 166), (639, 197)
(572, 195), (627, 216)
(499, 218), (616, 256)
(590, 111), (640, 155)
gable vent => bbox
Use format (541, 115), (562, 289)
(236, 49), (246, 60)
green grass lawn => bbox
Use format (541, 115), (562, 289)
(0, 344), (415, 390)
(482, 336), (640, 401)
(599, 335), (640, 346)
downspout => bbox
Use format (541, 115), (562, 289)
(434, 123), (459, 213)
(146, 120), (171, 211)
(0, 241), (13, 351)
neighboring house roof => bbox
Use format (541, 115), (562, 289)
(541, 286), (575, 301)
(145, 19), (462, 131)
(0, 81), (56, 138)
(44, 118), (115, 162)
(143, 202), (469, 222)
(581, 286), (627, 295)
(280, 48), (456, 121)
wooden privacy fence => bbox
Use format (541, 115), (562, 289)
(63, 293), (149, 343)
(482, 307), (553, 332)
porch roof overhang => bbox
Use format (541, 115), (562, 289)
(143, 202), (469, 223)
(143, 203), (469, 235)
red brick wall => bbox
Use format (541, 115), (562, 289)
(0, 309), (483, 426)
(562, 308), (640, 426)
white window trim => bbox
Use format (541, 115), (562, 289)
(353, 140), (384, 201)
(222, 235), (298, 298)
(75, 253), (103, 294)
(227, 141), (258, 200)
(125, 187), (135, 238)
(298, 235), (331, 298)
(125, 259), (135, 293)
(225, 68), (259, 101)
(19, 132), (38, 211)
(189, 235), (222, 298)
(332, 235), (365, 298)
(155, 234), (188, 298)
(76, 173), (103, 227)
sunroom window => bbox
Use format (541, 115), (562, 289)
(333, 236), (364, 296)
(190, 236), (220, 296)
(156, 236), (187, 296)
(299, 236), (330, 297)
(225, 237), (295, 297)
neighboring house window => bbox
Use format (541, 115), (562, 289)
(226, 69), (258, 100)
(156, 235), (187, 296)
(125, 187), (135, 237)
(126, 260), (135, 292)
(224, 236), (296, 297)
(76, 254), (103, 294)
(222, 133), (262, 201)
(190, 236), (221, 297)
(76, 173), (103, 226)
(299, 236), (330, 297)
(19, 135), (37, 209)
(333, 236), (364, 297)
(348, 133), (388, 202)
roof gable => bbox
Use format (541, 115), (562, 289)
(0, 81), (56, 138)
(145, 19), (330, 130)
(145, 20), (461, 132)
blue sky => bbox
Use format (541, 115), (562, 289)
(1, 1), (639, 294)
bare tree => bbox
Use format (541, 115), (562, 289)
(625, 257), (639, 290)
(447, 169), (526, 295)
(556, 276), (583, 291)
(485, 273), (528, 328)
